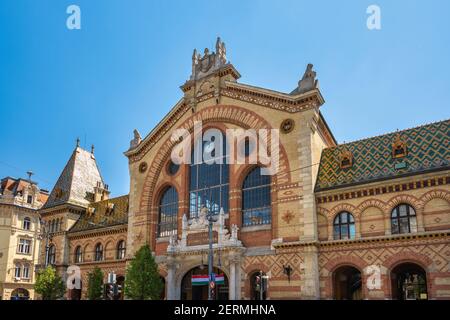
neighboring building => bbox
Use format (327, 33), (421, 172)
(123, 38), (450, 300)
(37, 143), (127, 300)
(0, 176), (49, 300)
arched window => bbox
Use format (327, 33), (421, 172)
(158, 187), (179, 237)
(117, 240), (126, 260)
(242, 167), (271, 227)
(333, 212), (356, 240)
(391, 204), (417, 234)
(94, 243), (103, 261)
(23, 217), (31, 230)
(22, 264), (30, 279)
(75, 246), (83, 263)
(189, 131), (229, 217)
(47, 245), (56, 265)
(14, 264), (21, 278)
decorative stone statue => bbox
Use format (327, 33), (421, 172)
(292, 63), (319, 95)
(216, 37), (226, 64)
(130, 129), (142, 149)
(231, 224), (239, 240)
(182, 213), (188, 230)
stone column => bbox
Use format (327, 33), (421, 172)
(166, 257), (177, 300)
(229, 259), (236, 300)
(301, 245), (320, 299)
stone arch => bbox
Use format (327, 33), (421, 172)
(139, 105), (292, 247)
(419, 189), (450, 208)
(328, 203), (359, 220)
(324, 255), (369, 273)
(328, 203), (360, 239)
(386, 194), (423, 213)
(384, 251), (434, 272)
(386, 194), (424, 233)
(358, 199), (387, 238)
(384, 252), (434, 299)
(175, 262), (230, 300)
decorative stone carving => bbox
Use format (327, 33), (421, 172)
(130, 129), (142, 149)
(190, 37), (228, 81)
(138, 162), (148, 173)
(167, 207), (242, 254)
(291, 63), (319, 95)
(280, 119), (295, 134)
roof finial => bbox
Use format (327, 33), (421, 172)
(91, 144), (95, 154)
(76, 137), (80, 148)
(26, 171), (34, 183)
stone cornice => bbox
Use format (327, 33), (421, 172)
(272, 230), (450, 249)
(67, 224), (127, 239)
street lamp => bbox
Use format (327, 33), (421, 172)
(201, 204), (217, 300)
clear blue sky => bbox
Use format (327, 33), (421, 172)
(1, 0), (449, 196)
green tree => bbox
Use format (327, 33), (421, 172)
(87, 266), (104, 300)
(125, 244), (163, 300)
(34, 266), (66, 300)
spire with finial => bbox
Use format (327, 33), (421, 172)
(91, 144), (95, 154)
(76, 137), (80, 148)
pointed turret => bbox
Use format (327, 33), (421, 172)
(42, 143), (107, 209)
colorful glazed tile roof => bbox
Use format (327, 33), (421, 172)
(315, 119), (450, 191)
(69, 195), (128, 232)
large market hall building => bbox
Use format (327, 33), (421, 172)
(123, 39), (450, 300)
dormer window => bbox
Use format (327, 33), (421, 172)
(392, 134), (407, 159)
(105, 203), (115, 215)
(339, 149), (353, 169)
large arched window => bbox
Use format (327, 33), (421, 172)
(391, 204), (417, 234)
(117, 240), (126, 260)
(47, 245), (56, 265)
(333, 212), (356, 240)
(189, 131), (229, 217)
(158, 187), (179, 237)
(75, 246), (83, 263)
(94, 243), (103, 261)
(242, 167), (271, 227)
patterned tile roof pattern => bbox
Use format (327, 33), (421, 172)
(42, 147), (104, 209)
(315, 119), (450, 191)
(69, 195), (128, 232)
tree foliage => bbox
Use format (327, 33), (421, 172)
(87, 266), (104, 300)
(34, 266), (65, 300)
(125, 244), (163, 300)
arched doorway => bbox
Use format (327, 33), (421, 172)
(391, 263), (428, 300)
(249, 271), (267, 300)
(10, 288), (30, 300)
(181, 266), (228, 300)
(333, 266), (362, 300)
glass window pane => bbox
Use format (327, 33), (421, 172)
(399, 217), (409, 233)
(333, 225), (340, 239)
(341, 225), (349, 239)
(391, 218), (399, 234)
(399, 205), (407, 217)
(349, 224), (356, 239)
(341, 213), (347, 223)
